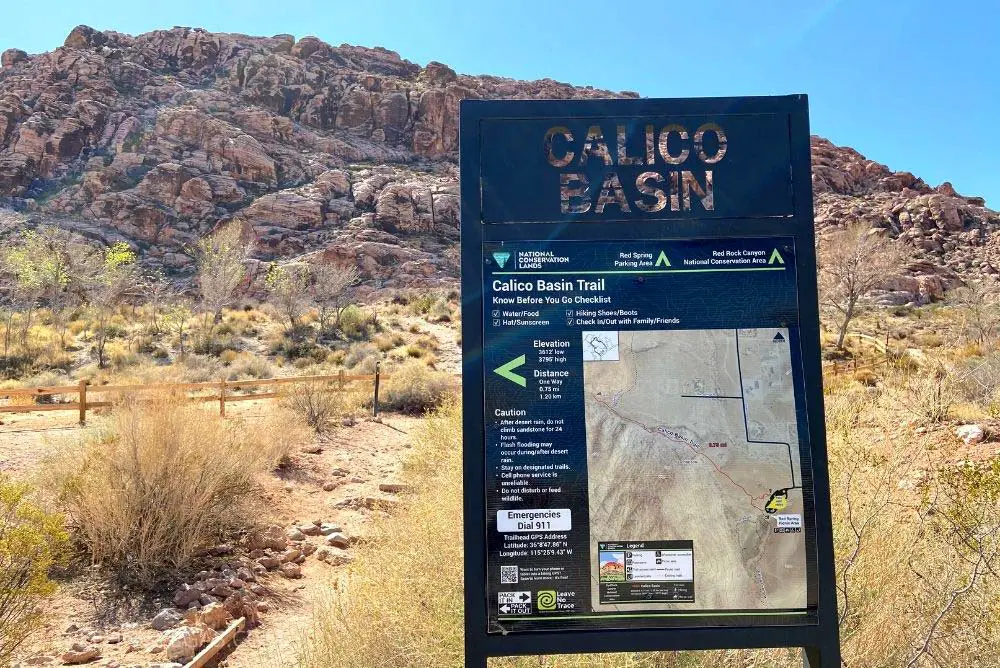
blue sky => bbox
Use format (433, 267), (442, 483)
(1, 0), (997, 207)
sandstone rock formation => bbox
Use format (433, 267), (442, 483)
(0, 25), (995, 301)
(811, 138), (999, 304)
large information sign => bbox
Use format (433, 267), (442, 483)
(460, 97), (840, 667)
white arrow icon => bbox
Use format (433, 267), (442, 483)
(500, 604), (511, 614)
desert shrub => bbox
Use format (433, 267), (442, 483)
(250, 405), (313, 467)
(179, 354), (223, 383)
(45, 395), (295, 588)
(106, 341), (140, 370)
(429, 297), (453, 322)
(269, 331), (327, 362)
(373, 333), (404, 353)
(344, 342), (379, 371)
(283, 379), (365, 432)
(852, 368), (878, 387)
(886, 348), (920, 372)
(215, 322), (236, 336)
(888, 371), (953, 424)
(915, 331), (945, 348)
(407, 293), (436, 316)
(225, 353), (274, 381)
(338, 305), (373, 340)
(219, 349), (239, 365)
(0, 477), (68, 666)
(378, 361), (454, 414)
(955, 342), (984, 359)
(954, 354), (1000, 416)
(103, 323), (127, 340)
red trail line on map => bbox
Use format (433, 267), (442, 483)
(594, 396), (768, 512)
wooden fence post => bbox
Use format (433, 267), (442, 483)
(78, 379), (87, 425)
(338, 369), (345, 391)
(219, 378), (227, 417)
(372, 361), (381, 418)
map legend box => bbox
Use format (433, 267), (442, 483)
(598, 541), (695, 604)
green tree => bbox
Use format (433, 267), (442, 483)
(84, 242), (138, 368)
(311, 261), (359, 334)
(194, 222), (253, 348)
(1, 229), (99, 353)
(161, 300), (193, 358)
(1, 234), (46, 350)
(265, 263), (312, 332)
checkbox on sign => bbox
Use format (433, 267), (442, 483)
(566, 309), (574, 317)
(492, 310), (500, 317)
(567, 318), (575, 326)
(493, 319), (501, 327)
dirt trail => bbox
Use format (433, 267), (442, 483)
(0, 410), (92, 477)
(220, 414), (421, 668)
(405, 316), (461, 374)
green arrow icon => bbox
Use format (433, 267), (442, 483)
(655, 251), (671, 267)
(768, 248), (785, 265)
(494, 354), (527, 387)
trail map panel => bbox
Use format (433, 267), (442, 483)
(586, 328), (806, 612)
(481, 238), (817, 632)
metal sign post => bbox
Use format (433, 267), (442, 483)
(460, 96), (840, 667)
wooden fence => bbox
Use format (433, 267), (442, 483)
(823, 357), (889, 376)
(0, 363), (386, 424)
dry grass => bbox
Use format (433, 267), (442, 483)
(298, 398), (465, 667)
(378, 360), (454, 414)
(282, 379), (367, 432)
(42, 394), (307, 588)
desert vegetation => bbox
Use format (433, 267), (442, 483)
(0, 227), (459, 404)
(0, 225), (460, 665)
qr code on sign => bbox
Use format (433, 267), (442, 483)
(500, 565), (519, 584)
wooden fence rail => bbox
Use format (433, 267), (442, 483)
(0, 365), (387, 424)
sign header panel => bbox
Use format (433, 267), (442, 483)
(461, 96), (840, 667)
(481, 114), (793, 223)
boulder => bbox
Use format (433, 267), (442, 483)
(325, 533), (350, 549)
(956, 424), (985, 445)
(247, 525), (288, 551)
(164, 624), (216, 663)
(172, 587), (201, 608)
(279, 562), (302, 578)
(59, 643), (100, 664)
(1, 49), (27, 69)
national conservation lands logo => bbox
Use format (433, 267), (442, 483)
(492, 251), (511, 269)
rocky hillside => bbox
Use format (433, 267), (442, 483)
(0, 25), (997, 301)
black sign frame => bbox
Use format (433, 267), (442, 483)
(460, 95), (840, 667)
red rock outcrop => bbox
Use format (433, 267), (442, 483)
(0, 26), (995, 299)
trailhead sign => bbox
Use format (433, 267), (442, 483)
(460, 96), (840, 666)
